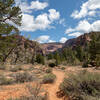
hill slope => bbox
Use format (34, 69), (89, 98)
(63, 32), (100, 48)
(6, 35), (43, 64)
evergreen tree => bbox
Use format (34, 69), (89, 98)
(62, 48), (80, 65)
(47, 53), (54, 60)
(0, 0), (22, 35)
(54, 52), (61, 66)
(36, 54), (45, 65)
(75, 45), (84, 62)
(89, 32), (100, 67)
(0, 0), (22, 62)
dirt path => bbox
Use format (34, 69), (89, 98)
(0, 69), (65, 100)
(44, 69), (65, 100)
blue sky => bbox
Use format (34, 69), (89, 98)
(15, 0), (100, 43)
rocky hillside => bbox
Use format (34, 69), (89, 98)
(6, 35), (43, 64)
(42, 32), (100, 53)
(63, 33), (91, 48)
(5, 32), (99, 64)
(63, 32), (100, 48)
(42, 43), (63, 54)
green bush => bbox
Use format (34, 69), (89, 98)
(82, 61), (89, 68)
(0, 64), (6, 70)
(45, 68), (52, 73)
(8, 98), (19, 100)
(9, 65), (22, 72)
(59, 70), (100, 100)
(8, 96), (47, 100)
(42, 73), (56, 84)
(14, 72), (34, 83)
(0, 76), (14, 85)
(8, 83), (47, 100)
(48, 63), (56, 68)
(61, 67), (65, 70)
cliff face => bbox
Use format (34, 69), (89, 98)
(41, 32), (98, 54)
(63, 32), (100, 49)
(63, 33), (91, 48)
(42, 43), (63, 54)
(7, 35), (43, 64)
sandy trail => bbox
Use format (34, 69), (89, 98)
(44, 69), (65, 100)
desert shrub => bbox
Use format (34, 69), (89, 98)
(45, 68), (52, 73)
(0, 64), (6, 70)
(42, 73), (56, 84)
(82, 61), (89, 68)
(8, 96), (47, 100)
(59, 70), (100, 100)
(48, 63), (56, 68)
(61, 67), (65, 70)
(8, 83), (48, 100)
(25, 83), (48, 100)
(9, 65), (22, 72)
(8, 98), (19, 100)
(0, 75), (14, 85)
(14, 72), (34, 83)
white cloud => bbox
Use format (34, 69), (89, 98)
(35, 35), (56, 43)
(35, 13), (51, 30)
(15, 0), (48, 13)
(30, 1), (48, 10)
(71, 0), (100, 19)
(91, 20), (100, 31)
(59, 18), (66, 27)
(76, 20), (91, 33)
(65, 28), (75, 34)
(60, 37), (68, 43)
(65, 20), (91, 34)
(48, 40), (56, 43)
(88, 11), (96, 16)
(20, 14), (35, 31)
(20, 9), (60, 32)
(65, 20), (100, 37)
(15, 0), (61, 32)
(68, 32), (82, 37)
(48, 9), (60, 21)
(35, 35), (50, 43)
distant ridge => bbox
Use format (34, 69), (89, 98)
(63, 32), (99, 48)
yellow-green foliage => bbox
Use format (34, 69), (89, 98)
(45, 68), (52, 73)
(60, 70), (100, 100)
(42, 73), (56, 84)
(0, 75), (14, 85)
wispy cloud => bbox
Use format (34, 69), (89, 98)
(15, 0), (61, 32)
(71, 0), (100, 19)
(20, 9), (60, 32)
(60, 37), (67, 43)
(35, 35), (50, 43)
(15, 0), (48, 13)
(65, 20), (100, 37)
(35, 35), (55, 43)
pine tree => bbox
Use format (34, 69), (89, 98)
(75, 45), (84, 62)
(47, 53), (54, 60)
(36, 54), (45, 65)
(89, 32), (100, 67)
(62, 48), (79, 65)
(54, 52), (61, 66)
(0, 0), (22, 35)
(0, 0), (22, 62)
